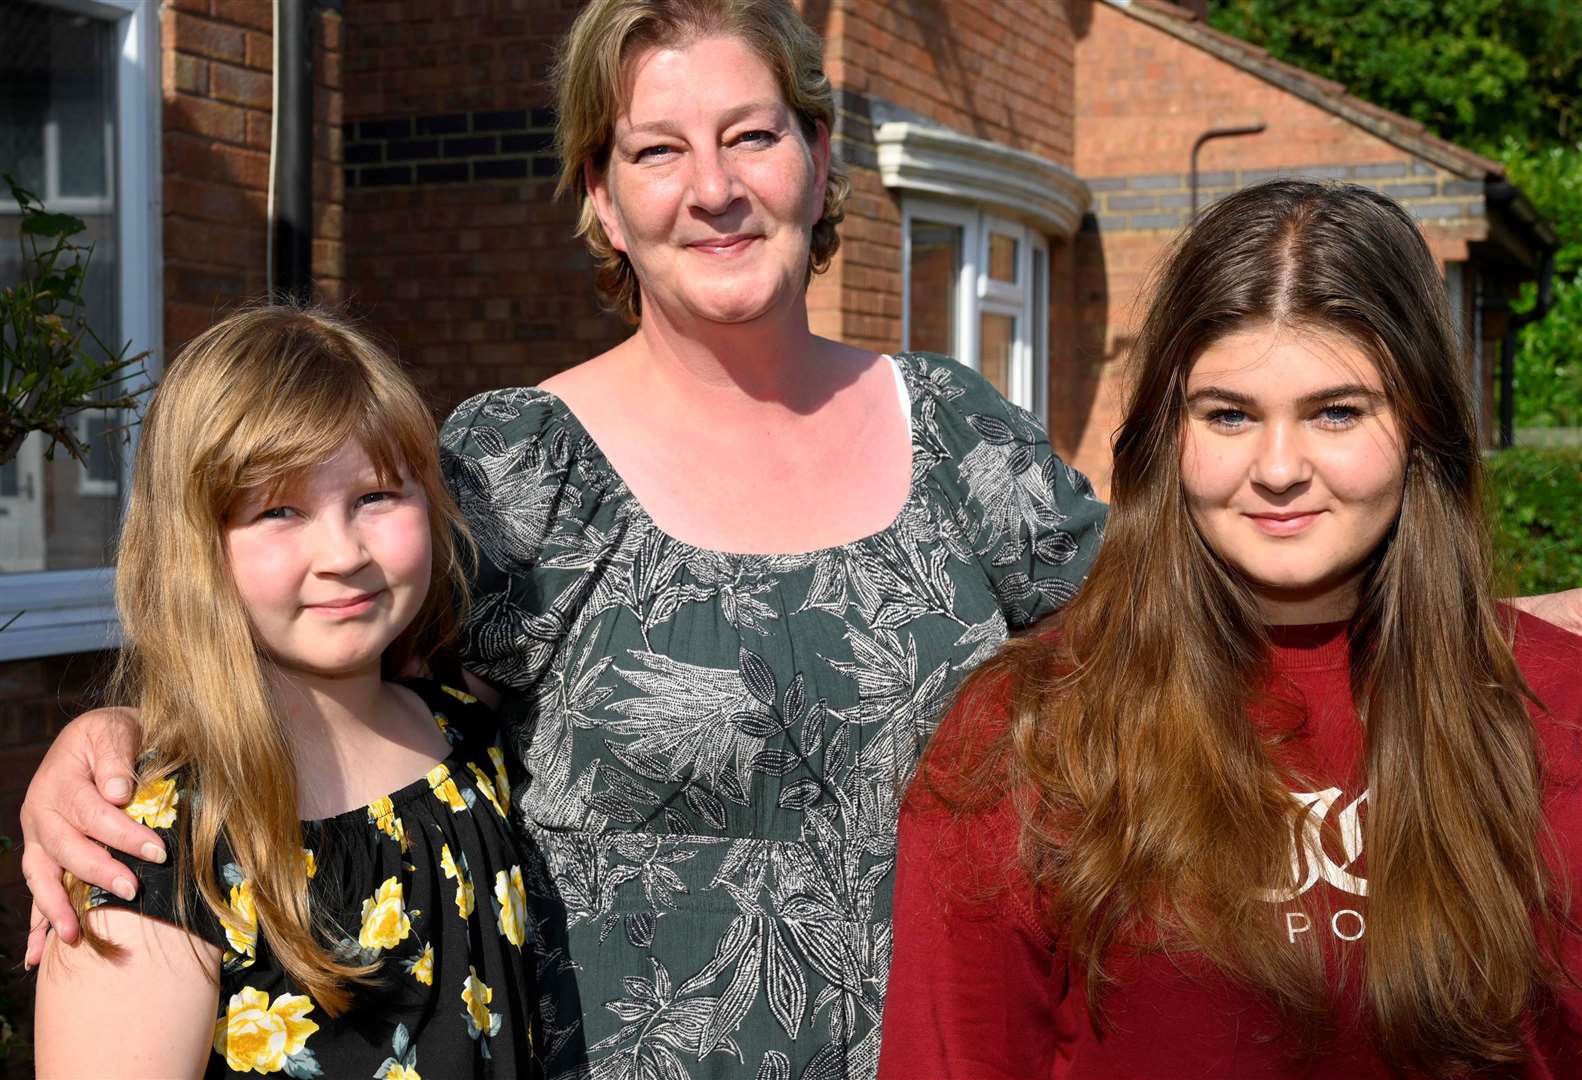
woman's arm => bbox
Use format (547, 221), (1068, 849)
(34, 907), (221, 1078)
(20, 708), (156, 965)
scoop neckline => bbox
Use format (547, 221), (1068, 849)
(526, 353), (925, 561)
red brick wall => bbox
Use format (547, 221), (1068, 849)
(341, 1), (621, 415)
(162, 0), (345, 350)
(819, 0), (1078, 353)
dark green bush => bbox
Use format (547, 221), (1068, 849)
(1488, 447), (1582, 595)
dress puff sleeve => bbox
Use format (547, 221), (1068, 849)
(905, 353), (1108, 629)
(439, 387), (620, 694)
(82, 774), (239, 965)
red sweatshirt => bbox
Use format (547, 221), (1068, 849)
(879, 613), (1582, 1079)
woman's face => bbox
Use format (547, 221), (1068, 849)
(1180, 322), (1407, 625)
(588, 34), (830, 328)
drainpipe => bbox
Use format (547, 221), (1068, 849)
(268, 0), (314, 304)
(1190, 124), (1265, 224)
(1499, 248), (1556, 449)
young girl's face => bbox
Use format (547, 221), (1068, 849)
(224, 440), (432, 680)
(1180, 322), (1407, 625)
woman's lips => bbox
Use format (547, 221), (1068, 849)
(1245, 511), (1324, 537)
(688, 234), (758, 255)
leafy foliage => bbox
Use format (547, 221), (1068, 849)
(1489, 448), (1582, 594)
(1, 173), (147, 468)
(1209, 0), (1582, 149)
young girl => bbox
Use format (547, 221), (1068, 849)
(878, 181), (1582, 1078)
(34, 307), (535, 1077)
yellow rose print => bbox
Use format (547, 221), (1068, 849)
(301, 848), (317, 880)
(221, 880), (257, 964)
(404, 943), (435, 986)
(494, 866), (528, 948)
(427, 763), (469, 812)
(487, 746), (511, 806)
(359, 876), (413, 951)
(368, 797), (408, 849)
(212, 986), (320, 1075)
(461, 966), (502, 1043)
(382, 1065), (421, 1080)
(440, 844), (475, 919)
(441, 685), (478, 705)
(467, 762), (508, 818)
(125, 777), (178, 829)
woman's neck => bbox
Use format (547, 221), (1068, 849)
(630, 292), (846, 413)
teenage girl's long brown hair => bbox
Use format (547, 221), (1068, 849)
(933, 181), (1560, 1073)
(77, 305), (471, 1015)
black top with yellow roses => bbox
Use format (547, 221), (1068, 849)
(88, 681), (537, 1079)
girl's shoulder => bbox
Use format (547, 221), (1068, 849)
(398, 678), (499, 751)
(1513, 610), (1582, 723)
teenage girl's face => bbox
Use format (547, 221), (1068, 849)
(225, 441), (432, 681)
(1180, 322), (1407, 625)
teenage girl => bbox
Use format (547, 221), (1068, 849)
(878, 181), (1582, 1078)
(34, 307), (535, 1077)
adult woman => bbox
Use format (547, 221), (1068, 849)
(878, 181), (1582, 1077)
(21, 2), (1104, 1077)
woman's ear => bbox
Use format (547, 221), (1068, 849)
(585, 160), (627, 254)
(809, 119), (831, 219)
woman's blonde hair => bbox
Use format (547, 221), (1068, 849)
(553, 0), (850, 323)
(929, 182), (1566, 1073)
(79, 304), (471, 1015)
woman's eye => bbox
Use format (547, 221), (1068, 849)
(634, 144), (675, 162)
(356, 490), (399, 508)
(257, 505), (296, 521)
(1205, 408), (1249, 429)
(734, 129), (778, 148)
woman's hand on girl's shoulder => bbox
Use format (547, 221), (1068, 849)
(34, 906), (220, 1078)
(21, 706), (155, 966)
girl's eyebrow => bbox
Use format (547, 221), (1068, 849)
(1185, 384), (1384, 407)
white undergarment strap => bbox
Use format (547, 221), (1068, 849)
(883, 354), (912, 440)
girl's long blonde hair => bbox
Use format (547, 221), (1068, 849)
(84, 304), (471, 1015)
(930, 182), (1565, 1073)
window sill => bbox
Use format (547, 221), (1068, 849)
(0, 569), (120, 660)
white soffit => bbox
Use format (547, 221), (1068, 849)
(874, 121), (1091, 238)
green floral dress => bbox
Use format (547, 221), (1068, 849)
(88, 682), (536, 1078)
(439, 354), (1107, 1080)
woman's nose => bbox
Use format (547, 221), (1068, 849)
(688, 147), (738, 216)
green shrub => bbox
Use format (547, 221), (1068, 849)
(1487, 447), (1582, 595)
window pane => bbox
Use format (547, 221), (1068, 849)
(908, 220), (962, 355)
(0, 2), (121, 573)
(1032, 247), (1047, 415)
(979, 312), (1016, 398)
(988, 232), (1019, 285)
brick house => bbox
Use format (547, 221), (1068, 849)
(1066, 0), (1556, 492)
(0, 0), (1553, 976)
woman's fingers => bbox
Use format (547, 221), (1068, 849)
(84, 707), (142, 807)
(25, 902), (50, 969)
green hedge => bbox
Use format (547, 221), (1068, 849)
(1488, 447), (1582, 595)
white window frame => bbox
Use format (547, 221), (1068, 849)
(1, 0), (162, 661)
(901, 199), (1050, 422)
